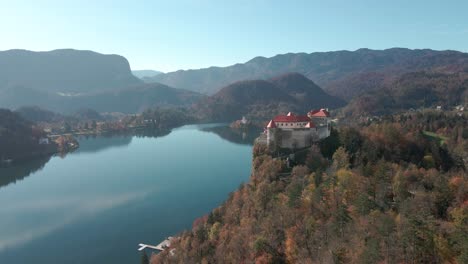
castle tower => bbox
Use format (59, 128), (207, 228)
(266, 120), (277, 147)
(308, 108), (331, 138)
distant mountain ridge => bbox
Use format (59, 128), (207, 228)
(194, 73), (345, 121)
(0, 49), (202, 113)
(0, 49), (142, 94)
(132, 70), (163, 79)
(2, 48), (466, 115)
(147, 48), (468, 99)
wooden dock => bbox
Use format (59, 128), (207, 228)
(138, 237), (174, 251)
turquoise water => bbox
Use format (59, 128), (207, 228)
(0, 124), (254, 264)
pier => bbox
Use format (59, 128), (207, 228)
(138, 237), (174, 251)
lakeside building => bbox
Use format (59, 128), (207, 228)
(266, 109), (330, 149)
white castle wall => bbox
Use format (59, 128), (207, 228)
(280, 129), (309, 149)
(266, 117), (330, 150)
(275, 121), (310, 129)
(317, 125), (330, 139)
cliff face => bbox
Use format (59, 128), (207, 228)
(152, 111), (467, 263)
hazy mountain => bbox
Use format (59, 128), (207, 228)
(132, 70), (163, 79)
(194, 73), (345, 121)
(0, 49), (208, 113)
(147, 48), (468, 99)
(0, 49), (142, 94)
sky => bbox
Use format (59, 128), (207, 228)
(0, 0), (467, 72)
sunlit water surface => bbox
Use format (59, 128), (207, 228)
(0, 124), (255, 264)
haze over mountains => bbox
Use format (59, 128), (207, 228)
(0, 48), (466, 116)
(147, 48), (468, 100)
(0, 49), (200, 113)
(0, 49), (141, 94)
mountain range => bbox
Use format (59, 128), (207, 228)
(147, 48), (468, 100)
(0, 48), (466, 115)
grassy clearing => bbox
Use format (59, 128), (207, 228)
(423, 131), (448, 145)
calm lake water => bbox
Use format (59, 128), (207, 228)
(0, 124), (256, 264)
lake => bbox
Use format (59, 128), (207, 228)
(0, 124), (257, 264)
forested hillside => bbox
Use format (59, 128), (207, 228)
(0, 109), (55, 161)
(194, 73), (344, 121)
(342, 72), (468, 117)
(153, 110), (467, 263)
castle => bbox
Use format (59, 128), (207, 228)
(266, 109), (331, 149)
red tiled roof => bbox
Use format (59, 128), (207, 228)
(308, 108), (330, 117)
(273, 114), (310, 122)
(266, 120), (277, 128)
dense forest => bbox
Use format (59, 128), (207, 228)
(152, 110), (467, 263)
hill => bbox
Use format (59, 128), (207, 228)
(342, 71), (468, 117)
(0, 109), (55, 161)
(147, 48), (468, 99)
(194, 73), (345, 121)
(0, 49), (142, 94)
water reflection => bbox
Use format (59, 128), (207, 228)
(201, 125), (262, 145)
(70, 129), (171, 154)
(75, 134), (133, 154)
(0, 190), (151, 250)
(0, 156), (51, 189)
(0, 126), (257, 191)
(0, 124), (253, 264)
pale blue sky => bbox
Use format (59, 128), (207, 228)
(0, 0), (467, 72)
